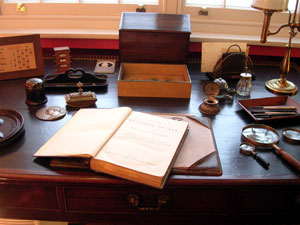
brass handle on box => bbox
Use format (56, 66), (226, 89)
(127, 194), (170, 211)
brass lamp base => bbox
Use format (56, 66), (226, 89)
(265, 79), (298, 95)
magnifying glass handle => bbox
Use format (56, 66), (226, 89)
(253, 154), (270, 169)
(273, 145), (300, 172)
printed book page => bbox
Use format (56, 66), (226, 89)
(94, 111), (189, 177)
(34, 107), (132, 158)
(152, 114), (217, 169)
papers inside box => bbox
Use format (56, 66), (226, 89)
(118, 63), (192, 98)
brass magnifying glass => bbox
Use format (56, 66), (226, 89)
(242, 124), (300, 172)
(240, 142), (270, 169)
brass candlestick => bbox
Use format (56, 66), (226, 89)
(252, 0), (299, 95)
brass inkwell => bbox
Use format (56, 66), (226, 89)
(199, 82), (220, 115)
(65, 82), (97, 108)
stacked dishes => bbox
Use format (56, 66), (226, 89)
(0, 109), (24, 148)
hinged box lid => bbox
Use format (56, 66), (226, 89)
(119, 12), (191, 64)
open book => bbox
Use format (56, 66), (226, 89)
(34, 107), (189, 189)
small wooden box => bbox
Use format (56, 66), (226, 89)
(118, 12), (191, 98)
(118, 63), (191, 98)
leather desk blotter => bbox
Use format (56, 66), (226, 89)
(168, 115), (222, 176)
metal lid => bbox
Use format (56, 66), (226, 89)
(25, 78), (44, 90)
(203, 82), (220, 97)
(240, 73), (252, 81)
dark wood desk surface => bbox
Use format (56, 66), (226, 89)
(0, 59), (300, 224)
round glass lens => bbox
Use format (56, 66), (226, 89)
(240, 143), (255, 152)
(283, 129), (300, 141)
(242, 127), (279, 144)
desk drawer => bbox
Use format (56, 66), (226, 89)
(0, 182), (59, 210)
(64, 187), (230, 214)
(239, 188), (300, 214)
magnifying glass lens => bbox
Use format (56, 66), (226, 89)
(239, 142), (270, 169)
(242, 127), (278, 144)
(240, 143), (255, 152)
(283, 128), (300, 144)
(283, 129), (300, 141)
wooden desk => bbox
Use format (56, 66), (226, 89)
(0, 60), (299, 224)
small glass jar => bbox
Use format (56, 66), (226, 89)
(236, 73), (252, 96)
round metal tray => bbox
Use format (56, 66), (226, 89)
(0, 108), (24, 148)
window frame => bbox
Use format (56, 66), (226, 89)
(0, 0), (298, 47)
(0, 0), (164, 16)
(181, 0), (298, 46)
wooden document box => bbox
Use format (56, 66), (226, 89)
(118, 12), (192, 98)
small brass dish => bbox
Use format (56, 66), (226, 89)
(283, 128), (300, 144)
(36, 106), (66, 121)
